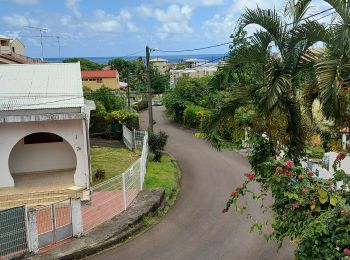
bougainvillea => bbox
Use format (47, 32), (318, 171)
(223, 136), (350, 259)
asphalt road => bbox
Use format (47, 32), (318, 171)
(91, 106), (293, 260)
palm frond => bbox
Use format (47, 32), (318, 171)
(258, 71), (291, 114)
(240, 7), (285, 51)
(315, 59), (342, 119)
(285, 0), (312, 25)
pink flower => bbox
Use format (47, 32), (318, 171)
(298, 175), (304, 180)
(343, 248), (350, 255)
(307, 171), (314, 177)
(244, 172), (255, 181)
(301, 188), (308, 194)
(337, 153), (346, 160)
(285, 170), (293, 178)
(293, 203), (299, 209)
(231, 191), (237, 197)
(285, 160), (294, 168)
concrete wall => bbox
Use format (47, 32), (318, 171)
(325, 152), (350, 175)
(10, 39), (25, 55)
(9, 138), (77, 174)
(0, 119), (89, 188)
(82, 77), (119, 90)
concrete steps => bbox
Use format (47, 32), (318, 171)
(0, 186), (84, 210)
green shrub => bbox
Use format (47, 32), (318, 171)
(111, 110), (139, 130)
(132, 100), (148, 111)
(183, 105), (204, 128)
(148, 131), (168, 162)
(90, 102), (111, 134)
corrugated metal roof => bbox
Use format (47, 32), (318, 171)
(0, 62), (84, 111)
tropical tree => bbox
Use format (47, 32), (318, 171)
(304, 0), (350, 130)
(207, 0), (327, 161)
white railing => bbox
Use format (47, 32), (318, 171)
(122, 124), (147, 150)
(82, 130), (148, 232)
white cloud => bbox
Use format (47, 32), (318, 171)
(84, 9), (138, 33)
(4, 0), (37, 5)
(229, 0), (284, 13)
(127, 22), (139, 32)
(160, 0), (224, 6)
(137, 4), (193, 34)
(203, 13), (237, 40)
(65, 0), (82, 19)
(2, 14), (38, 27)
(136, 4), (153, 16)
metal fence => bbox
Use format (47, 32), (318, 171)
(0, 206), (28, 260)
(122, 125), (134, 150)
(82, 131), (148, 233)
(34, 199), (73, 249)
(122, 125), (147, 150)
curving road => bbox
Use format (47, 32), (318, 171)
(91, 106), (293, 260)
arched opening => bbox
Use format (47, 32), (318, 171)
(8, 132), (77, 190)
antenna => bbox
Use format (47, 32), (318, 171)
(24, 26), (48, 61)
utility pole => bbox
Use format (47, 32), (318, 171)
(56, 36), (61, 58)
(146, 46), (154, 132)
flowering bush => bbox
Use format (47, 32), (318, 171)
(111, 110), (139, 130)
(223, 137), (350, 259)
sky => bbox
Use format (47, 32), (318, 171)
(0, 0), (332, 58)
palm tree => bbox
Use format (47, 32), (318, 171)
(304, 0), (350, 127)
(207, 0), (327, 160)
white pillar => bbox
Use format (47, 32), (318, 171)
(26, 208), (39, 253)
(71, 198), (83, 237)
(122, 172), (127, 210)
(342, 133), (347, 150)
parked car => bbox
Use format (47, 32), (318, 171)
(152, 100), (163, 106)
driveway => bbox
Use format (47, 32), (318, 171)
(91, 106), (293, 260)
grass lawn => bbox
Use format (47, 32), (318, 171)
(144, 155), (180, 197)
(91, 147), (140, 185)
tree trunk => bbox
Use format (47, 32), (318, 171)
(287, 101), (305, 162)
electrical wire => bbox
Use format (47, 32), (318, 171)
(153, 42), (232, 53)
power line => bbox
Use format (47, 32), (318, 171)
(154, 42), (232, 53)
(286, 7), (334, 26)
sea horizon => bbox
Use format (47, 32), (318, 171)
(45, 53), (227, 65)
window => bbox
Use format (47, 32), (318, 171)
(12, 47), (15, 53)
(24, 133), (63, 144)
(97, 78), (102, 83)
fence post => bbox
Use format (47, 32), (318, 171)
(26, 208), (39, 253)
(122, 172), (127, 210)
(71, 198), (83, 237)
(133, 129), (136, 150)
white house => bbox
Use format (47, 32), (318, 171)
(0, 63), (95, 195)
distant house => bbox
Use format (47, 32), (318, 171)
(150, 57), (168, 74)
(0, 35), (40, 64)
(169, 66), (218, 88)
(0, 62), (95, 208)
(81, 70), (120, 90)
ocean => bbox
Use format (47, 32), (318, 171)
(45, 54), (226, 65)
